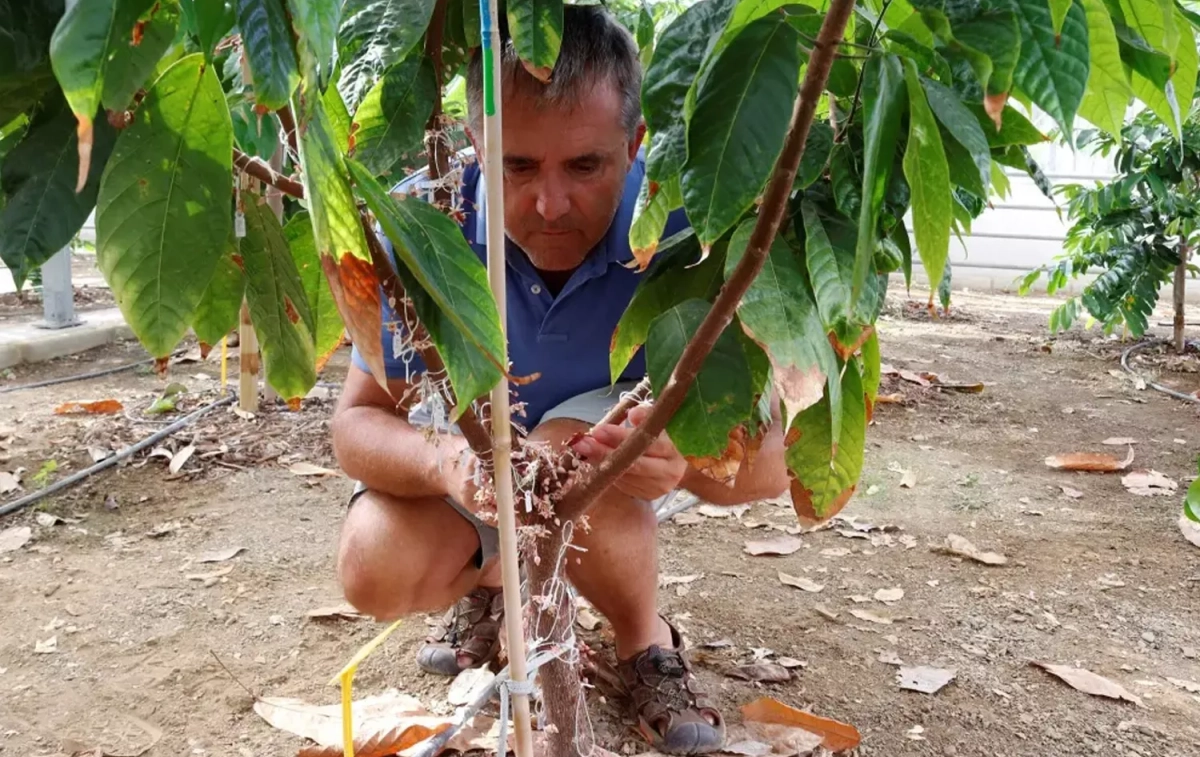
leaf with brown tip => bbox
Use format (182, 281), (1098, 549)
(1044, 446), (1134, 471)
(297, 722), (450, 757)
(741, 697), (861, 752)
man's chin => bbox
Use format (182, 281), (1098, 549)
(520, 235), (590, 270)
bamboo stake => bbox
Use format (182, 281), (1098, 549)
(238, 300), (260, 411)
(479, 0), (535, 753)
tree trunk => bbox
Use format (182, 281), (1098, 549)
(1174, 243), (1188, 353)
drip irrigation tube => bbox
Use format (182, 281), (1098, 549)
(1120, 339), (1200, 404)
(0, 394), (237, 519)
(0, 346), (194, 394)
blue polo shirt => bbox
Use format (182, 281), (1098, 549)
(350, 150), (690, 427)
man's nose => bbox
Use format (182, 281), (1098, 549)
(535, 178), (570, 222)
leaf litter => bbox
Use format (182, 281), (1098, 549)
(897, 665), (957, 694)
(744, 535), (803, 556)
(0, 526), (32, 553)
(778, 571), (823, 593)
(196, 546), (245, 563)
(1044, 446), (1134, 472)
(741, 697), (861, 752)
(1032, 662), (1143, 705)
(1121, 470), (1177, 496)
(933, 534), (1007, 565)
(874, 587), (904, 603)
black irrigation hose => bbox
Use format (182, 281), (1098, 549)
(0, 394), (237, 519)
(1120, 339), (1200, 404)
(0, 346), (194, 394)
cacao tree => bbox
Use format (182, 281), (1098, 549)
(2, 0), (1198, 754)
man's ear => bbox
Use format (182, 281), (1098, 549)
(629, 120), (647, 162)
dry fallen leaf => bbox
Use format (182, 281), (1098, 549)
(697, 504), (750, 519)
(447, 667), (495, 707)
(900, 469), (917, 488)
(741, 697), (861, 752)
(306, 604), (367, 621)
(814, 606), (839, 621)
(744, 535), (803, 556)
(196, 546), (245, 563)
(1121, 470), (1177, 496)
(0, 470), (19, 494)
(1060, 485), (1083, 499)
(721, 740), (772, 756)
(1044, 446), (1134, 472)
(1165, 677), (1200, 693)
(289, 462), (342, 477)
(1102, 437), (1138, 446)
(934, 534), (1007, 565)
(659, 574), (703, 587)
(874, 587), (905, 603)
(728, 663), (791, 683)
(298, 723), (449, 757)
(897, 665), (957, 694)
(1180, 513), (1200, 549)
(1032, 662), (1142, 705)
(168, 444), (196, 475)
(54, 399), (123, 415)
(0, 526), (32, 553)
(34, 635), (57, 654)
(777, 657), (807, 669)
(778, 571), (823, 593)
(849, 608), (893, 625)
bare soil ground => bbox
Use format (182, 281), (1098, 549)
(1, 289), (1199, 757)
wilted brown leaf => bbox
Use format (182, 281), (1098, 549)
(744, 535), (803, 556)
(1031, 662), (1142, 705)
(728, 663), (791, 683)
(934, 534), (1007, 565)
(168, 445), (195, 475)
(289, 462), (341, 477)
(849, 608), (893, 625)
(874, 587), (905, 603)
(0, 526), (32, 553)
(54, 399), (124, 415)
(741, 697), (861, 752)
(897, 665), (956, 694)
(196, 546), (245, 563)
(321, 253), (386, 393)
(306, 604), (366, 621)
(1121, 470), (1177, 496)
(778, 571), (823, 593)
(1060, 485), (1083, 499)
(1044, 446), (1134, 472)
(1102, 437), (1138, 446)
(297, 723), (448, 757)
(1181, 513), (1200, 549)
(0, 470), (19, 494)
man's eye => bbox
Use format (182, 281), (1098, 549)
(572, 161), (600, 175)
(505, 163), (536, 176)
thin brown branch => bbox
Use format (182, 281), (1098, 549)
(233, 147), (305, 199)
(593, 377), (652, 428)
(554, 0), (858, 525)
(423, 0), (453, 211)
(277, 103), (299, 157)
(359, 213), (495, 465)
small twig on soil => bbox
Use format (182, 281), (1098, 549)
(210, 650), (262, 700)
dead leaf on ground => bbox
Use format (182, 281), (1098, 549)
(878, 649), (904, 666)
(168, 445), (196, 475)
(741, 697), (861, 752)
(728, 663), (791, 683)
(1060, 485), (1083, 499)
(289, 462), (341, 477)
(898, 665), (957, 694)
(849, 608), (893, 625)
(306, 604), (367, 621)
(659, 574), (703, 587)
(874, 588), (904, 603)
(777, 657), (807, 669)
(54, 399), (123, 415)
(1032, 662), (1142, 705)
(1165, 677), (1200, 693)
(934, 534), (1007, 565)
(778, 571), (823, 593)
(1180, 513), (1200, 549)
(744, 535), (803, 556)
(1102, 437), (1139, 446)
(0, 470), (19, 493)
(196, 546), (245, 563)
(1044, 446), (1134, 472)
(297, 723), (449, 757)
(697, 504), (750, 519)
(1121, 470), (1177, 496)
(814, 606), (839, 621)
(447, 667), (495, 707)
(0, 526), (32, 553)
(721, 740), (772, 756)
(186, 565), (233, 583)
(672, 512), (703, 526)
(34, 635), (57, 653)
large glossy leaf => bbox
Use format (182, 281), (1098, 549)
(1012, 0), (1090, 136)
(902, 58), (952, 297)
(610, 231), (724, 383)
(285, 212), (344, 371)
(796, 120), (833, 190)
(191, 237), (244, 347)
(1079, 0), (1132, 138)
(628, 173), (683, 271)
(1131, 15), (1197, 137)
(786, 357), (866, 526)
(0, 0), (63, 123)
(646, 299), (753, 459)
(0, 99), (117, 288)
(682, 15), (801, 248)
(294, 93), (386, 387)
(180, 0), (235, 61)
(350, 53), (437, 177)
(49, 0), (154, 123)
(801, 202), (850, 338)
(240, 198), (317, 401)
(462, 0), (481, 48)
(970, 103), (1048, 145)
(324, 83), (351, 153)
(338, 0), (436, 110)
(853, 53), (905, 306)
(1118, 0), (1177, 54)
(951, 9), (1021, 104)
(347, 158), (507, 385)
(641, 0), (737, 178)
(96, 54), (232, 358)
(104, 2), (180, 111)
(235, 0), (300, 110)
(231, 103), (279, 159)
(725, 218), (837, 428)
(507, 0), (563, 81)
(1050, 0), (1074, 34)
(287, 0), (340, 87)
(922, 77), (990, 194)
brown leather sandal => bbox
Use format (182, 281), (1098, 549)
(416, 586), (504, 676)
(616, 619), (726, 755)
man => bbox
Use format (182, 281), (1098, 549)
(331, 6), (790, 754)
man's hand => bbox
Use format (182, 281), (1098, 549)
(571, 404), (687, 501)
(439, 437), (484, 510)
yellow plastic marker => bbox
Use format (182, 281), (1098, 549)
(329, 618), (404, 757)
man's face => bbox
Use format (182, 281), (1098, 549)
(476, 80), (642, 271)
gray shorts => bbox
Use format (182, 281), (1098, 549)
(348, 381), (669, 569)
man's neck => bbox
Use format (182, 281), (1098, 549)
(534, 266), (575, 297)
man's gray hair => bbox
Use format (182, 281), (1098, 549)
(466, 5), (642, 141)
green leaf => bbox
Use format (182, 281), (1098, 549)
(323, 81), (351, 153)
(641, 0), (737, 175)
(0, 98), (117, 288)
(1078, 0), (1133, 138)
(636, 0), (655, 49)
(1012, 0), (1090, 136)
(801, 201), (851, 336)
(628, 173), (683, 271)
(96, 53), (233, 358)
(180, 0), (235, 61)
(231, 103), (279, 159)
(1131, 15), (1197, 136)
(610, 231), (724, 383)
(507, 0), (563, 81)
(191, 238), (244, 347)
(350, 53), (437, 177)
(347, 157), (507, 398)
(970, 102), (1048, 145)
(951, 10), (1021, 99)
(902, 58), (952, 297)
(104, 2), (181, 112)
(796, 120), (833, 190)
(922, 76), (990, 195)
(1185, 475), (1200, 523)
(1050, 0), (1074, 34)
(462, 0), (481, 48)
(726, 218), (838, 428)
(1119, 0), (1177, 54)
(50, 0), (155, 127)
(785, 356), (866, 525)
(285, 212), (344, 370)
(861, 329), (881, 405)
(240, 198), (317, 400)
(852, 53), (905, 306)
(287, 0), (340, 87)
(337, 0), (437, 109)
(0, 1), (62, 124)
(681, 14), (801, 248)
(235, 0), (300, 111)
(646, 299), (753, 459)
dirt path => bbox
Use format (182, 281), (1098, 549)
(0, 290), (1198, 757)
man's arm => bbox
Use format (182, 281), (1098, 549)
(331, 365), (471, 500)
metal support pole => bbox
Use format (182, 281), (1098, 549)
(34, 246), (81, 330)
